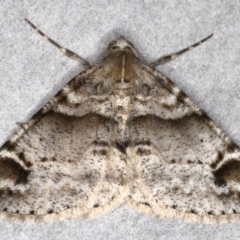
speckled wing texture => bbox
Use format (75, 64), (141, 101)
(127, 68), (240, 224)
(1, 30), (240, 224)
(0, 66), (128, 222)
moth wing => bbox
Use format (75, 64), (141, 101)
(127, 68), (240, 224)
(0, 67), (128, 222)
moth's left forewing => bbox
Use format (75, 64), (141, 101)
(0, 66), (128, 222)
(127, 66), (240, 224)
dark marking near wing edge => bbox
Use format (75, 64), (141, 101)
(214, 160), (240, 188)
(226, 141), (238, 152)
(0, 141), (17, 151)
(0, 157), (30, 184)
(210, 151), (224, 169)
(58, 95), (67, 104)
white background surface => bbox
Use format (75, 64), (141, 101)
(1, 1), (240, 239)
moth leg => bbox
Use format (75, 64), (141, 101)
(24, 19), (91, 68)
(149, 33), (213, 68)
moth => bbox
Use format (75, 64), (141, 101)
(0, 19), (240, 224)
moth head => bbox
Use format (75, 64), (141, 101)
(106, 36), (139, 57)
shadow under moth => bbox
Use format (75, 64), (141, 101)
(0, 19), (239, 224)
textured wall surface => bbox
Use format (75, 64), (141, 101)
(1, 1), (240, 239)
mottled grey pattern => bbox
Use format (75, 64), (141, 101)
(0, 20), (240, 223)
